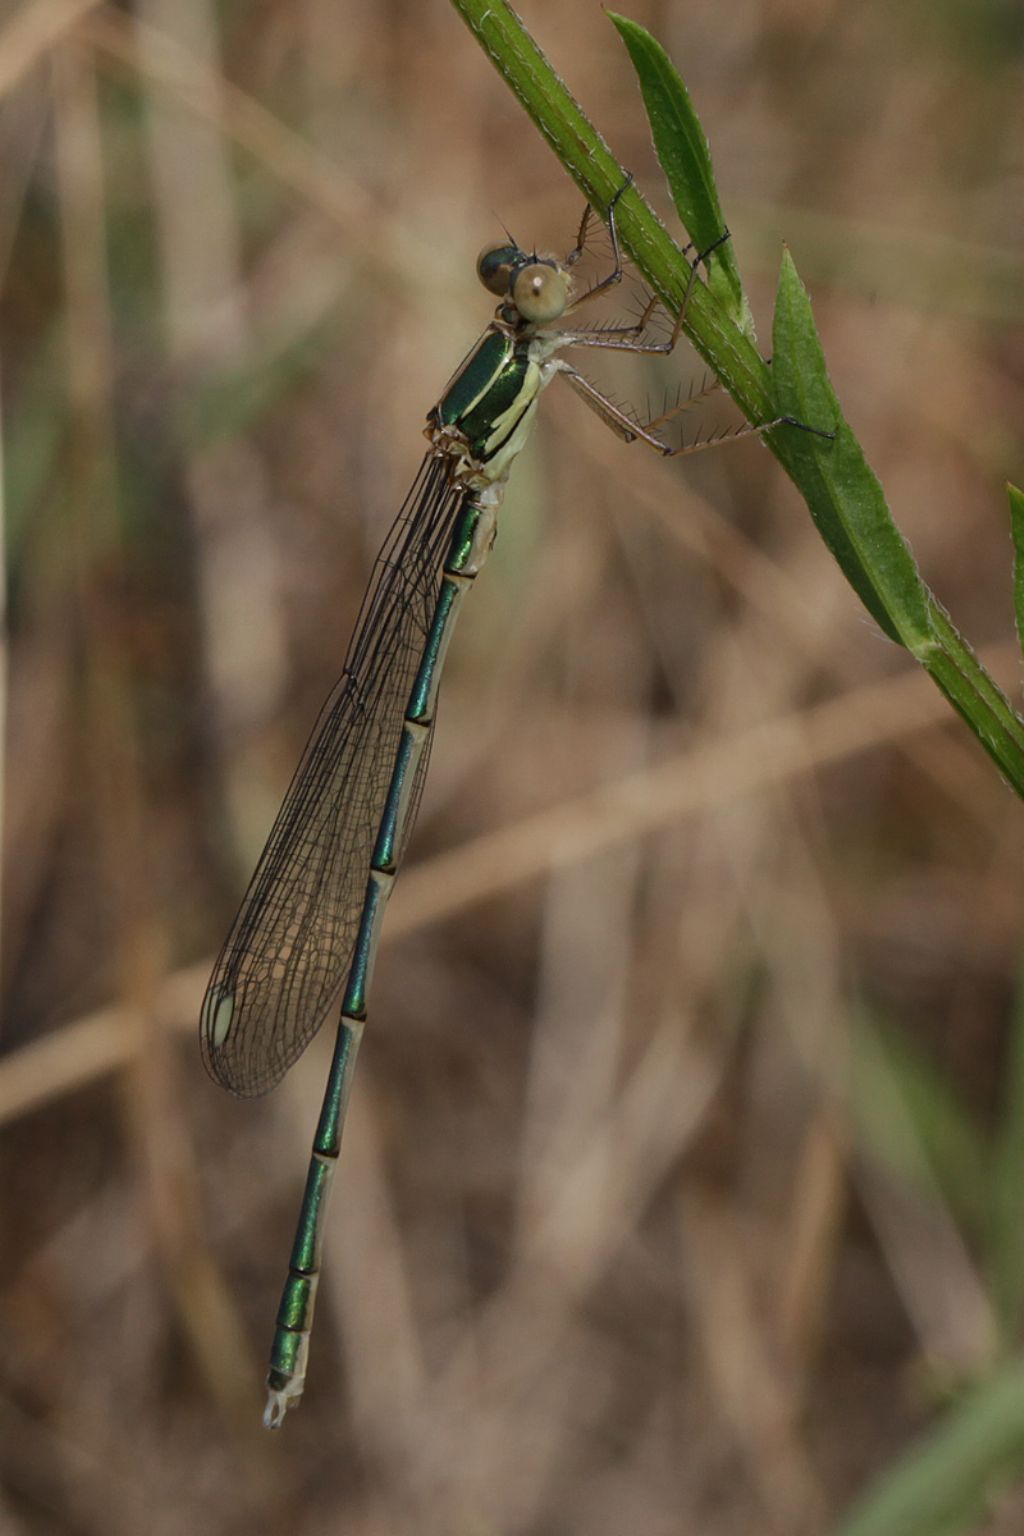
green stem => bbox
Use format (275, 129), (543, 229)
(924, 603), (1024, 794)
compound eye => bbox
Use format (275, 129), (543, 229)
(476, 242), (521, 296)
(512, 261), (569, 323)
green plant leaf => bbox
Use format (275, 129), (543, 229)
(773, 254), (1024, 790)
(772, 248), (930, 646)
(608, 13), (753, 336)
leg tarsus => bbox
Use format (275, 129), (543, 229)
(661, 413), (834, 458)
(774, 414), (837, 441)
(697, 228), (731, 270)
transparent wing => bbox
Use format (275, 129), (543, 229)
(201, 455), (465, 1096)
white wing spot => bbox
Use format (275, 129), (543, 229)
(206, 988), (235, 1049)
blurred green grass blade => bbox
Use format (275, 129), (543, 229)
(607, 13), (753, 336)
(851, 1014), (990, 1236)
(989, 959), (1024, 1345)
(772, 249), (929, 646)
(1009, 483), (1024, 662)
(5, 326), (67, 569)
(833, 1360), (1024, 1536)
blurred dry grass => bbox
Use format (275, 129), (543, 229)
(1, 0), (1023, 1532)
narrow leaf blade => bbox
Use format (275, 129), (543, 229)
(608, 12), (752, 335)
(833, 1363), (1024, 1536)
(772, 248), (931, 648)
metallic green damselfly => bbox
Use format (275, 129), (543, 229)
(200, 186), (825, 1427)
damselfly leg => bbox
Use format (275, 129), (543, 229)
(553, 186), (832, 457)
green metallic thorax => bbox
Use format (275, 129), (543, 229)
(433, 325), (542, 475)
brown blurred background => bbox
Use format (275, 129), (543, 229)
(2, 0), (1024, 1532)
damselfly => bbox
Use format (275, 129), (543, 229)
(200, 183), (826, 1427)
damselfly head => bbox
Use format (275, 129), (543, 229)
(476, 242), (571, 325)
